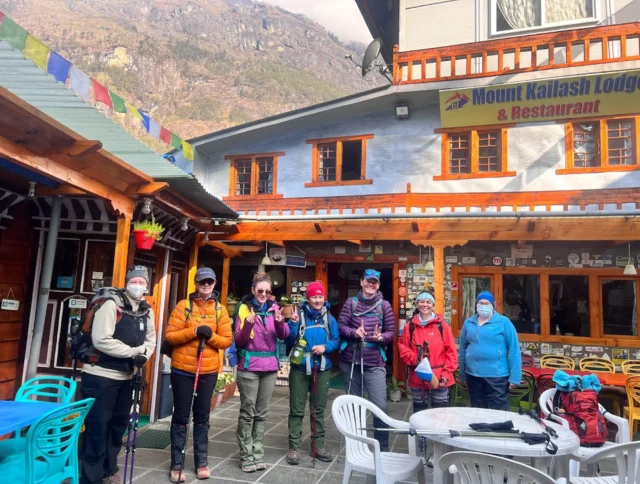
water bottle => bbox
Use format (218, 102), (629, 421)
(290, 338), (307, 365)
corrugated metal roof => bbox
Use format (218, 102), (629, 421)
(0, 41), (236, 218)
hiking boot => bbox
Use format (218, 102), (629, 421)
(312, 448), (333, 463)
(196, 467), (210, 479)
(169, 470), (187, 483)
(255, 462), (267, 471)
(287, 449), (300, 465)
(239, 462), (256, 473)
(103, 475), (121, 484)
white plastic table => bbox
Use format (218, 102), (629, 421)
(410, 407), (579, 484)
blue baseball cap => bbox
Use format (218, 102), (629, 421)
(362, 268), (381, 282)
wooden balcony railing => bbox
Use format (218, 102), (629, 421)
(393, 23), (640, 85)
(226, 185), (640, 217)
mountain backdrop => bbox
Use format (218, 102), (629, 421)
(0, 0), (383, 150)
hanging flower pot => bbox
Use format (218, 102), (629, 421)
(132, 220), (164, 251)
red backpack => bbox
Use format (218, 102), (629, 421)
(552, 390), (608, 447)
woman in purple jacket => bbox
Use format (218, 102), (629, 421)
(235, 273), (289, 473)
(338, 268), (395, 451)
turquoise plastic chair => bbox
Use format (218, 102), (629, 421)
(16, 376), (77, 403)
(0, 398), (94, 483)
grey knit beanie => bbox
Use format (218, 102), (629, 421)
(126, 265), (149, 285)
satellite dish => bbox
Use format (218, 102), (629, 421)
(267, 269), (285, 288)
(361, 38), (382, 77)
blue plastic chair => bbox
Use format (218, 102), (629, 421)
(0, 398), (94, 483)
(16, 376), (77, 403)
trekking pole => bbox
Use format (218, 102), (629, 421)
(519, 408), (558, 439)
(123, 366), (143, 484)
(126, 367), (143, 484)
(177, 337), (206, 482)
(311, 354), (319, 468)
(359, 333), (364, 398)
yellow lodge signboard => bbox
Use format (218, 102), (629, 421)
(439, 70), (640, 128)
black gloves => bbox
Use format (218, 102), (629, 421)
(195, 325), (213, 340)
(133, 354), (148, 368)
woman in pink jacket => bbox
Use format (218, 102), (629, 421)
(234, 272), (289, 473)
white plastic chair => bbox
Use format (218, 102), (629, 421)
(569, 441), (640, 484)
(439, 451), (567, 484)
(332, 395), (425, 484)
(539, 388), (630, 477)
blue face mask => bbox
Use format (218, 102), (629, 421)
(477, 304), (493, 318)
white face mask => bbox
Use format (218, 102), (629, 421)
(126, 283), (147, 300)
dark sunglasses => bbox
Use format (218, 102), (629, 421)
(198, 279), (215, 286)
(256, 289), (272, 296)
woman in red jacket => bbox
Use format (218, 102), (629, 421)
(398, 291), (458, 463)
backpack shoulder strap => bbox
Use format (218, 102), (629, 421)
(185, 299), (193, 321)
(437, 322), (444, 339)
(348, 297), (358, 318)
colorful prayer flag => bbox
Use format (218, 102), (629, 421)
(182, 141), (194, 160)
(23, 34), (50, 69)
(159, 126), (172, 145)
(139, 112), (150, 132)
(170, 134), (182, 150)
(70, 66), (91, 99)
(91, 79), (113, 108)
(47, 51), (71, 83)
(126, 102), (143, 120)
(0, 16), (28, 50)
(109, 91), (127, 113)
(149, 119), (161, 138)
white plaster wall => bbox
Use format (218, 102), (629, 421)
(200, 103), (640, 200)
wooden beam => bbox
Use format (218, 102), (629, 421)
(154, 189), (211, 223)
(136, 182), (169, 196)
(57, 140), (103, 158)
(0, 134), (135, 218)
(231, 245), (263, 252)
(314, 223), (323, 233)
(315, 259), (328, 288)
(206, 241), (241, 258)
(112, 216), (131, 287)
(187, 233), (203, 295)
(37, 185), (87, 196)
(433, 246), (445, 315)
(346, 240), (362, 245)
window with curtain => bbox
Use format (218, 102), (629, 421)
(573, 123), (600, 168)
(461, 276), (492, 324)
(494, 0), (596, 33)
(227, 153), (282, 197)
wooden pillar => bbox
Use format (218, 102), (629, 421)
(113, 216), (131, 287)
(315, 259), (328, 287)
(220, 256), (231, 304)
(433, 246), (445, 315)
(187, 233), (203, 296)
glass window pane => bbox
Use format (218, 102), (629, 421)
(573, 123), (600, 168)
(478, 131), (501, 172)
(545, 0), (594, 23)
(256, 157), (274, 194)
(602, 279), (637, 336)
(318, 142), (337, 181)
(607, 119), (635, 166)
(503, 274), (540, 334)
(449, 134), (470, 174)
(234, 159), (252, 196)
(82, 241), (115, 293)
(461, 276), (491, 322)
(51, 239), (80, 291)
(549, 275), (590, 336)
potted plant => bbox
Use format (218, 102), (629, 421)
(210, 389), (219, 411)
(218, 372), (236, 403)
(132, 220), (164, 250)
(388, 377), (402, 402)
(279, 295), (296, 319)
(226, 294), (239, 315)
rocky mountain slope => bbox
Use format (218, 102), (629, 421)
(0, 0), (383, 146)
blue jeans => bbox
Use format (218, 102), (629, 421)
(466, 375), (510, 410)
(340, 361), (389, 451)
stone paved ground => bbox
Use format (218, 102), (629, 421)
(115, 386), (427, 484)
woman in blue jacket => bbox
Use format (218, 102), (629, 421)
(286, 282), (340, 466)
(459, 291), (522, 410)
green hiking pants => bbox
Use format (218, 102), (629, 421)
(236, 370), (278, 465)
(287, 367), (331, 450)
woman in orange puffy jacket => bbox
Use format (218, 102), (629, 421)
(165, 267), (233, 482)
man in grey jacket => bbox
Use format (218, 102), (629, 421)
(80, 266), (156, 484)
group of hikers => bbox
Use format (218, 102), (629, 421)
(78, 265), (522, 484)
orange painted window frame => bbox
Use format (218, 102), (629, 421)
(224, 152), (284, 200)
(305, 134), (374, 187)
(434, 127), (516, 180)
(558, 115), (640, 175)
(451, 266), (640, 347)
